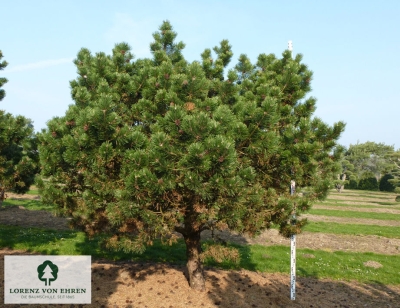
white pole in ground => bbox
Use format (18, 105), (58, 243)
(288, 38), (296, 301)
(290, 180), (296, 300)
(288, 40), (293, 54)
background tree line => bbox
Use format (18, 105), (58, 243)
(335, 141), (400, 193)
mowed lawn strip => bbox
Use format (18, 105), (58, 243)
(327, 196), (397, 203)
(312, 205), (400, 215)
(2, 199), (55, 211)
(1, 224), (399, 285)
(319, 201), (375, 208)
(330, 190), (397, 198)
(324, 200), (400, 207)
(308, 208), (400, 221)
(303, 221), (400, 239)
(330, 193), (394, 199)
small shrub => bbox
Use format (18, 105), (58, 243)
(395, 196), (400, 202)
(379, 174), (396, 192)
(200, 243), (240, 265)
(358, 173), (379, 191)
(345, 179), (358, 190)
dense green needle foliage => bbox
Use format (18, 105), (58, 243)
(0, 50), (39, 205)
(0, 112), (38, 198)
(37, 21), (345, 289)
(0, 50), (7, 101)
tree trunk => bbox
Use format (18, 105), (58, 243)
(340, 173), (346, 193)
(0, 187), (5, 208)
(183, 231), (206, 291)
(336, 174), (346, 193)
(336, 175), (341, 193)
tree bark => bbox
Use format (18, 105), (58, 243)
(183, 231), (206, 291)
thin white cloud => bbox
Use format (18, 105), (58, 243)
(5, 57), (73, 73)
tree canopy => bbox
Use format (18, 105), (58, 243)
(338, 141), (400, 191)
(37, 21), (345, 290)
(343, 142), (395, 181)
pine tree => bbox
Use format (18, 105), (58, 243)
(37, 21), (345, 290)
(0, 112), (38, 206)
(0, 50), (8, 101)
(0, 51), (38, 206)
(385, 149), (400, 193)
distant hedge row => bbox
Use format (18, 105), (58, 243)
(344, 173), (396, 192)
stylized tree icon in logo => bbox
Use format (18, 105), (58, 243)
(37, 260), (58, 286)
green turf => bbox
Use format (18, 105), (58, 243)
(315, 201), (399, 210)
(308, 208), (400, 221)
(324, 199), (399, 206)
(328, 194), (395, 200)
(242, 245), (400, 285)
(2, 198), (55, 211)
(304, 221), (400, 239)
(26, 189), (39, 195)
(330, 189), (395, 196)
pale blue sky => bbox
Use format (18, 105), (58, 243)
(2, 0), (399, 149)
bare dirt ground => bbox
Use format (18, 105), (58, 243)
(1, 192), (400, 307)
(0, 205), (70, 230)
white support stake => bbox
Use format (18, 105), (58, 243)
(290, 180), (296, 301)
(288, 40), (296, 301)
